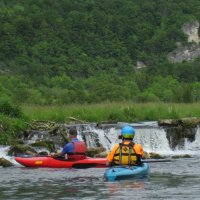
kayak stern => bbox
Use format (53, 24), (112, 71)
(104, 163), (149, 181)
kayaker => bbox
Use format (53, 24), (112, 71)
(51, 128), (87, 161)
(106, 125), (144, 166)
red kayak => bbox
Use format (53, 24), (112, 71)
(15, 156), (107, 168)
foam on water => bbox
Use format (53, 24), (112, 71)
(0, 145), (20, 165)
(82, 126), (171, 153)
(134, 127), (172, 154)
(87, 125), (200, 156)
(1, 124), (200, 162)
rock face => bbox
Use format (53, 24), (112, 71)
(135, 61), (147, 70)
(168, 20), (200, 63)
(18, 121), (70, 149)
(158, 117), (200, 127)
(165, 126), (196, 150)
(168, 43), (200, 63)
(8, 145), (37, 156)
(158, 118), (200, 150)
(182, 21), (200, 44)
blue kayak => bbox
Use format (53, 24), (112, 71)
(104, 163), (149, 181)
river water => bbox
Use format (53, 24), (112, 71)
(0, 156), (200, 199)
(1, 123), (200, 199)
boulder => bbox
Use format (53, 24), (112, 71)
(19, 121), (70, 148)
(8, 144), (37, 156)
(0, 157), (13, 167)
(94, 151), (108, 158)
(144, 152), (165, 159)
(86, 147), (106, 157)
(30, 141), (56, 152)
(172, 154), (192, 159)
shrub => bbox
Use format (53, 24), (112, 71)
(0, 100), (23, 118)
(0, 114), (27, 144)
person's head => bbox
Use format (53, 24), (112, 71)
(68, 128), (78, 139)
(121, 125), (135, 141)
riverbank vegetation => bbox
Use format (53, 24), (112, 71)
(22, 103), (200, 123)
(0, 101), (27, 144)
(1, 102), (200, 144)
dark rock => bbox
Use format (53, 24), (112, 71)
(158, 118), (199, 150)
(8, 144), (37, 156)
(165, 126), (196, 150)
(172, 154), (192, 159)
(0, 157), (13, 167)
(86, 147), (106, 157)
(82, 131), (102, 148)
(30, 141), (56, 152)
(38, 151), (49, 156)
(95, 151), (108, 158)
(144, 152), (165, 159)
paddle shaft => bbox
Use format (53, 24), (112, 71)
(142, 159), (172, 163)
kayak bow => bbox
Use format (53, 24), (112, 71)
(15, 156), (107, 168)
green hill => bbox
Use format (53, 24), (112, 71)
(1, 0), (200, 104)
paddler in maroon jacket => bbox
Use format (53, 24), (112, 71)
(52, 128), (87, 161)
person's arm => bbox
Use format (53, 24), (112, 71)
(134, 144), (145, 158)
(61, 143), (71, 155)
(106, 144), (119, 166)
(50, 143), (70, 157)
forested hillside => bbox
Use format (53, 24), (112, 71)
(1, 0), (200, 104)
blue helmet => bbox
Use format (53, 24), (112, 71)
(121, 125), (135, 139)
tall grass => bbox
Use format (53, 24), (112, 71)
(21, 103), (200, 123)
(0, 114), (27, 144)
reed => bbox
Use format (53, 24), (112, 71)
(21, 103), (200, 123)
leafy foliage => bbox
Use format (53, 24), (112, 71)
(0, 0), (200, 104)
(0, 114), (26, 144)
(0, 100), (23, 118)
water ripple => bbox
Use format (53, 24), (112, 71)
(1, 158), (200, 199)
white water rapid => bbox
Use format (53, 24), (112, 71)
(1, 123), (200, 163)
(80, 122), (200, 156)
(0, 145), (19, 165)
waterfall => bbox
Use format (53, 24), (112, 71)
(79, 122), (200, 156)
(78, 126), (120, 150)
(134, 127), (171, 154)
(0, 146), (9, 158)
(1, 122), (200, 160)
(84, 126), (172, 154)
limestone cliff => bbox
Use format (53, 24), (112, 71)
(168, 21), (200, 63)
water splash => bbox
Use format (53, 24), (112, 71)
(134, 127), (171, 154)
(77, 125), (120, 150)
(78, 125), (172, 153)
(0, 145), (9, 158)
(0, 145), (19, 165)
(80, 125), (200, 156)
